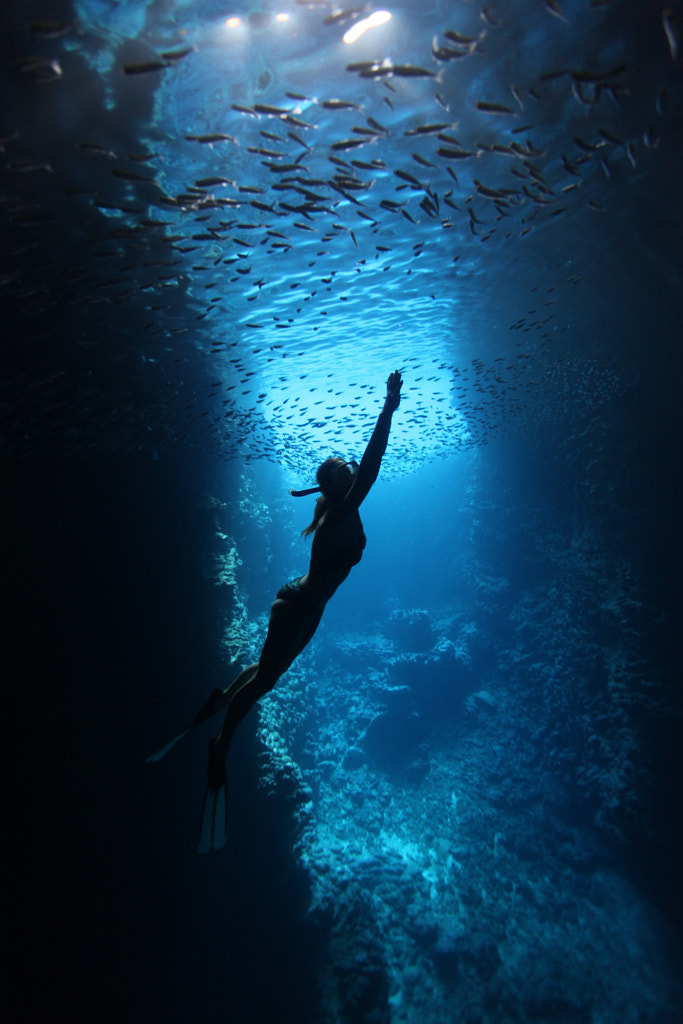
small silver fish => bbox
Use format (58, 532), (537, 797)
(597, 127), (625, 146)
(571, 64), (628, 83)
(28, 20), (72, 37)
(122, 60), (168, 75)
(195, 177), (234, 188)
(662, 8), (679, 61)
(17, 57), (62, 82)
(656, 88), (668, 116)
(253, 103), (293, 116)
(111, 167), (157, 182)
(184, 133), (237, 144)
(444, 29), (480, 44)
(366, 116), (389, 134)
(643, 127), (660, 149)
(321, 99), (361, 110)
(511, 85), (525, 110)
(573, 135), (604, 153)
(437, 147), (475, 159)
(411, 152), (437, 168)
(391, 64), (437, 78)
(394, 168), (421, 186)
(77, 141), (116, 158)
(5, 158), (53, 172)
(160, 46), (194, 61)
(544, 0), (568, 22)
(432, 38), (475, 61)
(330, 138), (366, 150)
(480, 7), (499, 26)
(405, 123), (451, 136)
(476, 101), (516, 115)
(474, 179), (505, 199)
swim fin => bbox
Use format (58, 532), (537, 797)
(145, 727), (192, 764)
(145, 688), (224, 764)
(197, 738), (228, 854)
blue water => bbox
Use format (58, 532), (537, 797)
(2, 1), (682, 1022)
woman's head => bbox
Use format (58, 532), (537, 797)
(301, 457), (358, 537)
(316, 457), (355, 500)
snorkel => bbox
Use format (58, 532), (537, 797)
(290, 459), (358, 497)
(289, 483), (322, 497)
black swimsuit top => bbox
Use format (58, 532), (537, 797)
(328, 535), (365, 570)
(321, 518), (366, 571)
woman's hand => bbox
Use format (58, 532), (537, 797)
(385, 370), (403, 411)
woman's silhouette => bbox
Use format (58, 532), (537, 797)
(148, 370), (402, 851)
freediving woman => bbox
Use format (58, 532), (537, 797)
(147, 369), (402, 852)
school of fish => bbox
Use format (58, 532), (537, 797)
(0, 0), (679, 473)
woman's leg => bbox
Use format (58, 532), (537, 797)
(213, 597), (323, 759)
(191, 663), (259, 728)
(291, 602), (325, 661)
(199, 596), (324, 851)
(215, 663), (259, 712)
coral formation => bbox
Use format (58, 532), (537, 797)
(212, 459), (681, 1023)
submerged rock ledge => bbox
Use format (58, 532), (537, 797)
(255, 618), (682, 1024)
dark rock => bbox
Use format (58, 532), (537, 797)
(405, 749), (431, 784)
(429, 929), (502, 985)
(522, 991), (590, 1023)
(376, 684), (414, 715)
(459, 932), (502, 980)
(408, 912), (440, 949)
(342, 745), (366, 770)
(323, 895), (391, 1024)
(460, 884), (484, 909)
(362, 707), (426, 769)
(430, 930), (461, 982)
(386, 607), (435, 650)
(390, 653), (479, 722)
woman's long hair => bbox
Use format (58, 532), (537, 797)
(301, 457), (344, 538)
(301, 493), (328, 538)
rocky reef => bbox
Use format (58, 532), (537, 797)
(215, 457), (682, 1023)
(254, 614), (681, 1023)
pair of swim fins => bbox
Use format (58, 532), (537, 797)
(197, 739), (228, 854)
(146, 690), (227, 853)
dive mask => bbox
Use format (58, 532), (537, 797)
(290, 460), (358, 497)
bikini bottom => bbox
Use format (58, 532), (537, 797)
(276, 577), (325, 618)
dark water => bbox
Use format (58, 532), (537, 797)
(2, 2), (683, 1022)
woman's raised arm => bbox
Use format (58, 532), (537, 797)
(344, 369), (403, 508)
